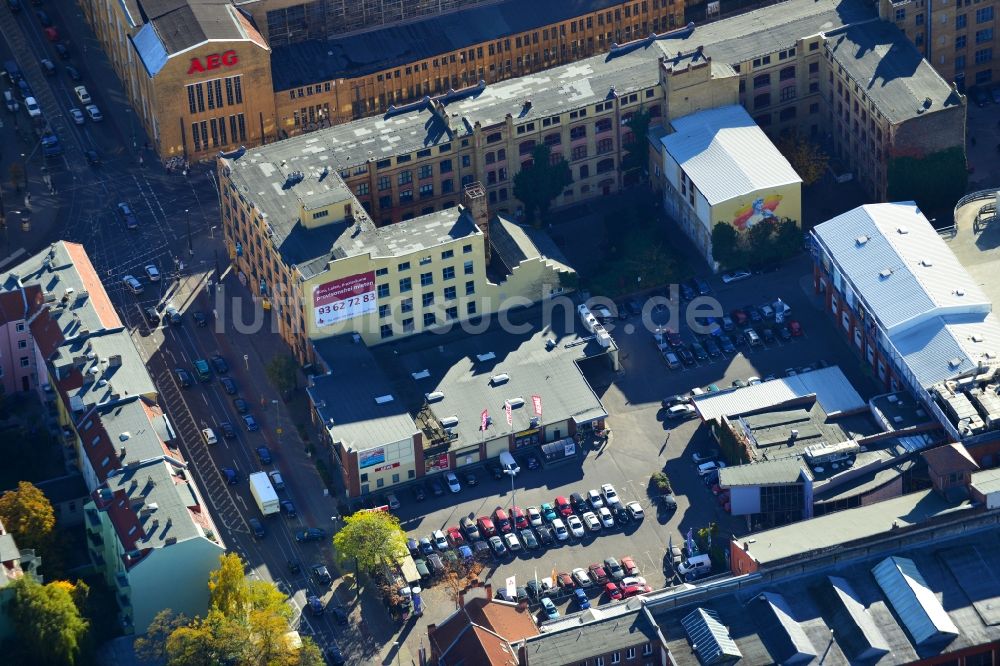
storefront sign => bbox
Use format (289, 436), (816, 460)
(313, 271), (377, 327)
(187, 50), (239, 75)
(359, 447), (386, 469)
(425, 452), (450, 473)
(373, 462), (400, 473)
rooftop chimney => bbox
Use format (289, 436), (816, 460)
(462, 182), (490, 265)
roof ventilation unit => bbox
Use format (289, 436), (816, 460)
(440, 416), (459, 428)
(507, 397), (525, 408)
(425, 391), (445, 402)
(855, 235), (870, 246)
(897, 226), (909, 234)
(490, 373), (510, 385)
(374, 394), (395, 404)
(955, 289), (966, 296)
(879, 268), (893, 279)
(949, 357), (964, 369)
(412, 369), (431, 380)
(477, 352), (496, 362)
(920, 259), (933, 267)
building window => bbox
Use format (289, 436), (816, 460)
(356, 183), (370, 196)
(422, 292), (434, 307)
(464, 260), (474, 275)
(420, 272), (433, 287)
(975, 68), (993, 84)
(423, 312), (436, 326)
(19, 357), (29, 368)
(402, 318), (414, 332)
(596, 158), (615, 173)
(467, 301), (477, 315)
(779, 66), (795, 81)
(916, 13), (924, 26)
(754, 92), (771, 107)
(378, 304), (391, 318)
(597, 138), (613, 154)
(976, 29), (994, 44)
(443, 266), (455, 280)
(571, 145), (588, 160)
(957, 14), (968, 29)
(626, 647), (636, 659)
(977, 7), (994, 23)
(378, 176), (391, 191)
(442, 249), (454, 260)
(753, 73), (770, 89)
(15, 323), (24, 332)
(376, 267), (389, 277)
(579, 165), (590, 179)
(419, 184), (434, 198)
(401, 298), (413, 313)
(642, 644), (653, 656)
(779, 86), (796, 101)
(378, 283), (390, 298)
(440, 159), (453, 173)
(17, 339), (26, 349)
(380, 324), (393, 339)
(895, 7), (905, 21)
(463, 244), (473, 254)
(465, 280), (475, 295)
(519, 140), (536, 155)
(976, 47), (993, 64)
(444, 286), (457, 300)
(399, 190), (413, 203)
(570, 125), (587, 140)
(398, 171), (413, 185)
(379, 195), (392, 208)
(400, 278), (412, 293)
(957, 35), (967, 49)
(419, 165), (433, 179)
(446, 306), (458, 320)
(595, 118), (612, 133)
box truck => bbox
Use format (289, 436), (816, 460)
(249, 472), (279, 516)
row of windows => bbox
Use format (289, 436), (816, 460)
(379, 301), (479, 338)
(376, 266), (475, 297)
(191, 114), (246, 152)
(575, 642), (655, 665)
(187, 76), (243, 114)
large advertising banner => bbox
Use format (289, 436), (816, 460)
(358, 447), (386, 469)
(313, 271), (376, 327)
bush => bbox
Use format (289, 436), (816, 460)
(650, 472), (672, 494)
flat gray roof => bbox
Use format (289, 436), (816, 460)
(739, 489), (969, 567)
(719, 457), (809, 487)
(380, 305), (613, 447)
(522, 604), (660, 663)
(225, 149), (482, 279)
(825, 20), (963, 125)
(970, 468), (1000, 496)
(240, 0), (874, 177)
(309, 335), (419, 452)
(53, 330), (156, 411)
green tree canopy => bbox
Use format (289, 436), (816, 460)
(6, 577), (89, 665)
(333, 510), (408, 574)
(887, 147), (968, 214)
(265, 354), (298, 396)
(513, 144), (572, 225)
(0, 480), (55, 553)
(710, 223), (739, 268)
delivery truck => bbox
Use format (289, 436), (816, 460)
(249, 471), (279, 516)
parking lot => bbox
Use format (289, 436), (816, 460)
(392, 253), (880, 629)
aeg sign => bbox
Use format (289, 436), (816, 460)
(187, 50), (239, 75)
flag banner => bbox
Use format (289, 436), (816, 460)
(531, 395), (542, 416)
(480, 409), (489, 431)
(505, 401), (513, 426)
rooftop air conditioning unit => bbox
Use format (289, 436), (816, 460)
(490, 373), (510, 385)
(425, 391), (445, 402)
(440, 416), (459, 428)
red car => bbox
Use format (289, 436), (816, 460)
(717, 491), (731, 507)
(621, 583), (652, 599)
(730, 308), (748, 326)
(788, 320), (803, 337)
(476, 516), (496, 537)
(511, 506), (529, 530)
(589, 563), (609, 584)
(555, 496), (573, 517)
(44, 27), (59, 42)
(556, 572), (575, 590)
(605, 582), (623, 600)
(446, 526), (465, 547)
(621, 556), (639, 577)
(492, 507), (512, 533)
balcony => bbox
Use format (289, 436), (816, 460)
(115, 572), (130, 592)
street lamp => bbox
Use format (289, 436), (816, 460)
(505, 469), (516, 510)
(243, 354), (249, 370)
(185, 208), (193, 256)
(272, 399), (280, 441)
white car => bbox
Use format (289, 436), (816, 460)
(122, 275), (143, 294)
(626, 502), (645, 520)
(587, 489), (604, 509)
(582, 511), (601, 532)
(85, 104), (102, 121)
(74, 85), (91, 104)
(551, 518), (569, 541)
(24, 96), (40, 118)
(145, 264), (160, 281)
(503, 532), (521, 552)
(722, 269), (752, 284)
(68, 107), (84, 125)
(572, 567), (592, 587)
(747, 376), (762, 385)
(527, 506), (543, 528)
(601, 483), (620, 507)
(567, 514), (585, 538)
(621, 575), (647, 587)
(431, 529), (448, 550)
(598, 506), (615, 528)
(201, 428), (217, 445)
(445, 472), (461, 493)
(692, 452), (717, 464)
(268, 469), (284, 490)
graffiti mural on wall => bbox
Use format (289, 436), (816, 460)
(733, 194), (783, 231)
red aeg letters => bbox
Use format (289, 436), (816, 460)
(187, 50), (239, 75)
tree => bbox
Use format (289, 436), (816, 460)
(296, 637), (325, 666)
(6, 577), (89, 665)
(440, 558), (485, 608)
(774, 133), (828, 185)
(135, 609), (189, 663)
(772, 217), (801, 258)
(621, 108), (651, 176)
(710, 223), (741, 269)
(333, 510), (408, 574)
(513, 144), (572, 225)
(0, 480), (55, 553)
(887, 147), (967, 213)
(164, 554), (310, 665)
(746, 217), (778, 267)
(265, 353), (298, 396)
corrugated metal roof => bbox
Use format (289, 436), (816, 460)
(661, 105), (802, 206)
(888, 313), (1000, 389)
(872, 556), (959, 645)
(813, 203), (990, 335)
(131, 24), (169, 77)
(758, 592), (817, 664)
(682, 608), (742, 664)
(693, 366), (865, 422)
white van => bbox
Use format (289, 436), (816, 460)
(677, 553), (712, 576)
(499, 451), (520, 475)
(201, 428), (217, 445)
(697, 460), (724, 476)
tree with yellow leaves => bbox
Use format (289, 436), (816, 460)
(0, 480), (56, 553)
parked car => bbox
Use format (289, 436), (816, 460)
(242, 414), (259, 431)
(222, 467), (239, 484)
(604, 557), (625, 581)
(84, 148), (101, 167)
(503, 532), (521, 552)
(220, 376), (238, 395)
(551, 518), (569, 541)
(464, 471), (478, 487)
(566, 514), (585, 538)
(175, 368), (193, 387)
(295, 527), (326, 542)
(446, 526), (464, 547)
(569, 492), (588, 514)
(605, 582), (624, 600)
(587, 489), (605, 509)
(64, 64), (80, 81)
(256, 446), (272, 465)
(588, 563), (609, 585)
(233, 398), (250, 414)
(492, 507), (512, 533)
(520, 529), (539, 549)
(431, 530), (448, 551)
(85, 104), (102, 121)
(445, 472), (461, 493)
(411, 484), (426, 501)
(621, 556), (640, 576)
(485, 460), (504, 479)
(582, 511), (601, 532)
(601, 484), (620, 507)
(536, 525), (555, 546)
(788, 320), (803, 336)
(427, 478), (445, 497)
(626, 502), (645, 520)
(143, 307), (160, 325)
(540, 597), (559, 620)
(122, 275), (143, 294)
(460, 516), (480, 540)
(117, 202), (138, 229)
(307, 595), (324, 615)
(68, 106), (84, 124)
(572, 567), (593, 588)
(249, 518), (265, 538)
(417, 537), (434, 555)
(598, 506), (615, 528)
(721, 269), (751, 284)
(280, 499), (296, 517)
(555, 496), (573, 517)
(574, 588), (591, 610)
(488, 535), (507, 557)
(667, 403), (696, 420)
(211, 355), (229, 374)
(311, 564), (332, 586)
(541, 503), (557, 522)
(527, 506), (543, 527)
(268, 470), (284, 490)
(476, 516), (496, 537)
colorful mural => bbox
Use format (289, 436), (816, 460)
(732, 194), (783, 231)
